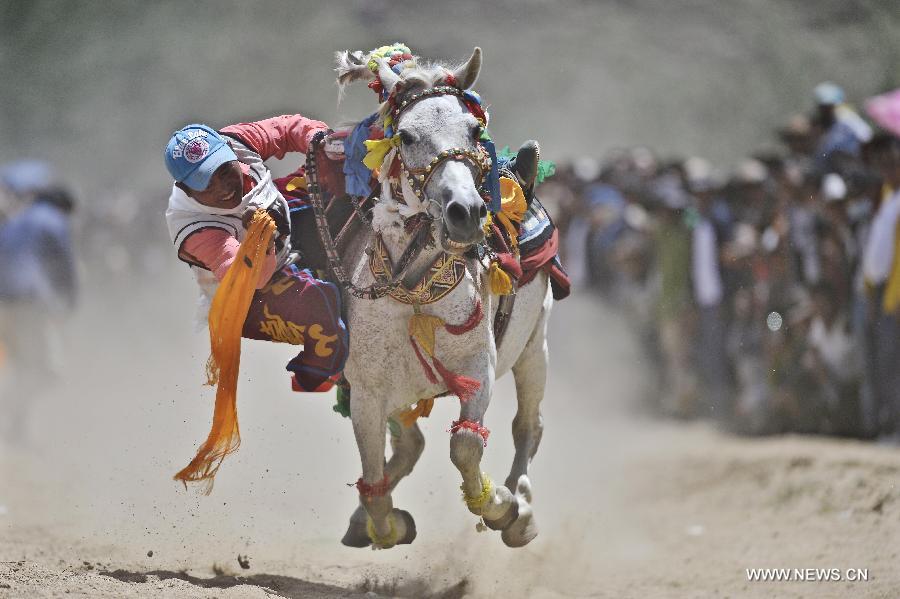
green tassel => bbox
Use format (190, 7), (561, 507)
(497, 145), (555, 184)
(333, 385), (351, 418)
(535, 160), (556, 185)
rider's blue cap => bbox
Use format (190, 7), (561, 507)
(164, 124), (238, 191)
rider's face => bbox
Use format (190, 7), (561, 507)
(183, 161), (244, 209)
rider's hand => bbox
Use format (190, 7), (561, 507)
(324, 130), (348, 161)
(241, 207), (258, 230)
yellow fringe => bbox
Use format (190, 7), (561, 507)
(489, 261), (513, 295)
(366, 514), (400, 548)
(462, 472), (494, 513)
(174, 210), (276, 493)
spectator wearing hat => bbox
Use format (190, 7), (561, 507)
(812, 82), (870, 172)
(0, 162), (77, 445)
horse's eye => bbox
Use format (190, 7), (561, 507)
(471, 124), (483, 140)
(398, 130), (415, 145)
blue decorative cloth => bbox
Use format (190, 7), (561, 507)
(343, 113), (379, 197)
(482, 138), (502, 213)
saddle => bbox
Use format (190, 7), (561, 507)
(272, 148), (363, 276)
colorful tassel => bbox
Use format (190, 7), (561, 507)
(408, 312), (446, 356)
(433, 356), (481, 402)
(363, 135), (400, 171)
(489, 261), (513, 295)
(397, 397), (435, 428)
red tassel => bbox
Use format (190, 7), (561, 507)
(410, 336), (439, 384)
(433, 356), (481, 402)
(444, 300), (484, 335)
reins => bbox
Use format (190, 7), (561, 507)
(306, 131), (432, 300)
(307, 85), (493, 302)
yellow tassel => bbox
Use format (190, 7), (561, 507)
(482, 211), (494, 236)
(498, 177), (527, 251)
(397, 397), (436, 428)
(285, 176), (306, 192)
(363, 136), (401, 171)
(408, 312), (445, 356)
(489, 261), (513, 295)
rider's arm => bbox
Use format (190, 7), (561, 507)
(180, 228), (277, 288)
(220, 114), (329, 162)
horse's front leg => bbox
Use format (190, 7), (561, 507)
(343, 414), (422, 547)
(449, 365), (518, 530)
(348, 390), (415, 548)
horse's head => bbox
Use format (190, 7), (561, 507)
(338, 47), (489, 253)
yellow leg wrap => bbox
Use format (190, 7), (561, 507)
(461, 472), (493, 513)
(366, 514), (400, 548)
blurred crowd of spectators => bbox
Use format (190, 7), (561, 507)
(542, 83), (900, 439)
(0, 161), (77, 444)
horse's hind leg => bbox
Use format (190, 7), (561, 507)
(342, 419), (424, 547)
(506, 320), (548, 491)
(501, 300), (550, 547)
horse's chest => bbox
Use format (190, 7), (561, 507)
(345, 278), (490, 399)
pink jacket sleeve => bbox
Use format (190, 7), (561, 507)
(181, 228), (277, 289)
(220, 114), (329, 161)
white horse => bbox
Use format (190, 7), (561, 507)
(333, 46), (552, 548)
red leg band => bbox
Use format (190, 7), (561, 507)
(449, 419), (490, 447)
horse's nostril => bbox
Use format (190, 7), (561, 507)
(446, 202), (467, 225)
(479, 204), (487, 219)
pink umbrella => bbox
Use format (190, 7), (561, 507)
(866, 88), (900, 137)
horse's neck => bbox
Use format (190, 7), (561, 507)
(378, 221), (444, 288)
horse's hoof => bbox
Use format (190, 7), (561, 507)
(483, 496), (518, 531)
(501, 475), (538, 548)
(341, 505), (372, 548)
(368, 509), (416, 549)
(393, 509), (417, 545)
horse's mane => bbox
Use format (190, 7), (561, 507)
(335, 48), (462, 126)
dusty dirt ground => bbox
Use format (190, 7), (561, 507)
(2, 274), (900, 598)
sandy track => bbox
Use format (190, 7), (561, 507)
(2, 274), (900, 598)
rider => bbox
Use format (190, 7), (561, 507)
(164, 115), (348, 392)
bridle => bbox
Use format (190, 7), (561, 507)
(306, 85), (496, 300)
(389, 86), (493, 218)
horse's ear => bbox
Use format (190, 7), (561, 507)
(335, 50), (375, 86)
(451, 47), (482, 90)
(375, 57), (403, 95)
